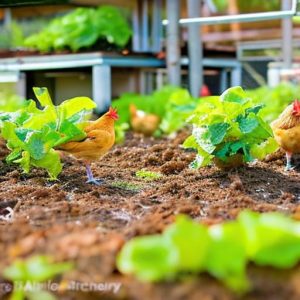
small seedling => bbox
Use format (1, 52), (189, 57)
(111, 180), (142, 192)
(135, 169), (162, 181)
(3, 255), (73, 300)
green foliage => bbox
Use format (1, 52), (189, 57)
(3, 255), (73, 300)
(24, 6), (132, 52)
(213, 0), (279, 12)
(183, 86), (278, 168)
(117, 211), (300, 293)
(0, 90), (26, 112)
(111, 180), (142, 192)
(159, 88), (199, 134)
(114, 86), (199, 138)
(135, 169), (162, 181)
(115, 122), (129, 144)
(0, 21), (24, 49)
(246, 82), (300, 123)
(0, 87), (96, 179)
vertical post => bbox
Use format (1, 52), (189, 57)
(166, 0), (181, 86)
(141, 0), (149, 51)
(17, 72), (26, 99)
(220, 69), (227, 92)
(132, 0), (141, 52)
(231, 64), (242, 86)
(281, 0), (293, 68)
(151, 0), (162, 52)
(187, 0), (202, 97)
(92, 65), (111, 114)
(4, 8), (12, 28)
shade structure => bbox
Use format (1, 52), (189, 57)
(0, 0), (69, 7)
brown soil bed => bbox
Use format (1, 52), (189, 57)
(1, 132), (300, 300)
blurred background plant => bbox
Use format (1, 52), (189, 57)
(0, 21), (24, 49)
(213, 0), (280, 13)
(113, 85), (201, 142)
(24, 6), (132, 52)
(0, 87), (26, 111)
(3, 255), (73, 300)
(246, 82), (300, 123)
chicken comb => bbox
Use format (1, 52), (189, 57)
(107, 106), (119, 120)
(293, 99), (300, 114)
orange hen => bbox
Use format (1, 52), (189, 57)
(129, 104), (160, 136)
(271, 100), (300, 170)
(58, 107), (118, 185)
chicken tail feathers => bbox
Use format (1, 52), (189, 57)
(129, 104), (137, 119)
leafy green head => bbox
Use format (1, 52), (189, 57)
(183, 86), (278, 168)
(0, 87), (96, 179)
(117, 210), (300, 293)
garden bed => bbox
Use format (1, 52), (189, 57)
(1, 131), (300, 300)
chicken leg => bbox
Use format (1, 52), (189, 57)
(285, 151), (294, 171)
(85, 163), (103, 185)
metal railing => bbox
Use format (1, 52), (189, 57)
(163, 0), (299, 26)
(164, 0), (299, 97)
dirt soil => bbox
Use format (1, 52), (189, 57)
(1, 131), (300, 300)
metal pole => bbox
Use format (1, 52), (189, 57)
(141, 0), (149, 51)
(187, 0), (202, 97)
(282, 0), (293, 68)
(4, 8), (12, 28)
(163, 0), (297, 26)
(92, 65), (111, 113)
(166, 0), (181, 86)
(151, 0), (162, 52)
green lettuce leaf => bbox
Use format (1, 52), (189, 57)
(0, 87), (96, 179)
(164, 215), (209, 272)
(117, 235), (179, 282)
(184, 86), (276, 169)
(31, 149), (62, 180)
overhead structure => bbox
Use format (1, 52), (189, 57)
(164, 0), (298, 95)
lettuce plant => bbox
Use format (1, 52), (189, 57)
(114, 86), (199, 138)
(117, 211), (300, 293)
(24, 6), (132, 52)
(183, 86), (278, 168)
(3, 255), (73, 300)
(0, 87), (96, 179)
(246, 82), (300, 123)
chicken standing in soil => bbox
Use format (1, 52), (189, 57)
(129, 104), (160, 136)
(271, 100), (300, 171)
(57, 107), (119, 185)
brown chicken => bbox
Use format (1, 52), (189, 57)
(129, 104), (160, 136)
(58, 107), (119, 185)
(271, 100), (300, 170)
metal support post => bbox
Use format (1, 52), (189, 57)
(166, 0), (181, 86)
(17, 72), (26, 99)
(187, 0), (202, 97)
(282, 0), (293, 68)
(151, 0), (162, 52)
(92, 65), (111, 114)
(231, 65), (242, 86)
(220, 69), (227, 92)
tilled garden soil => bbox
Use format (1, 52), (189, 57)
(1, 132), (300, 300)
